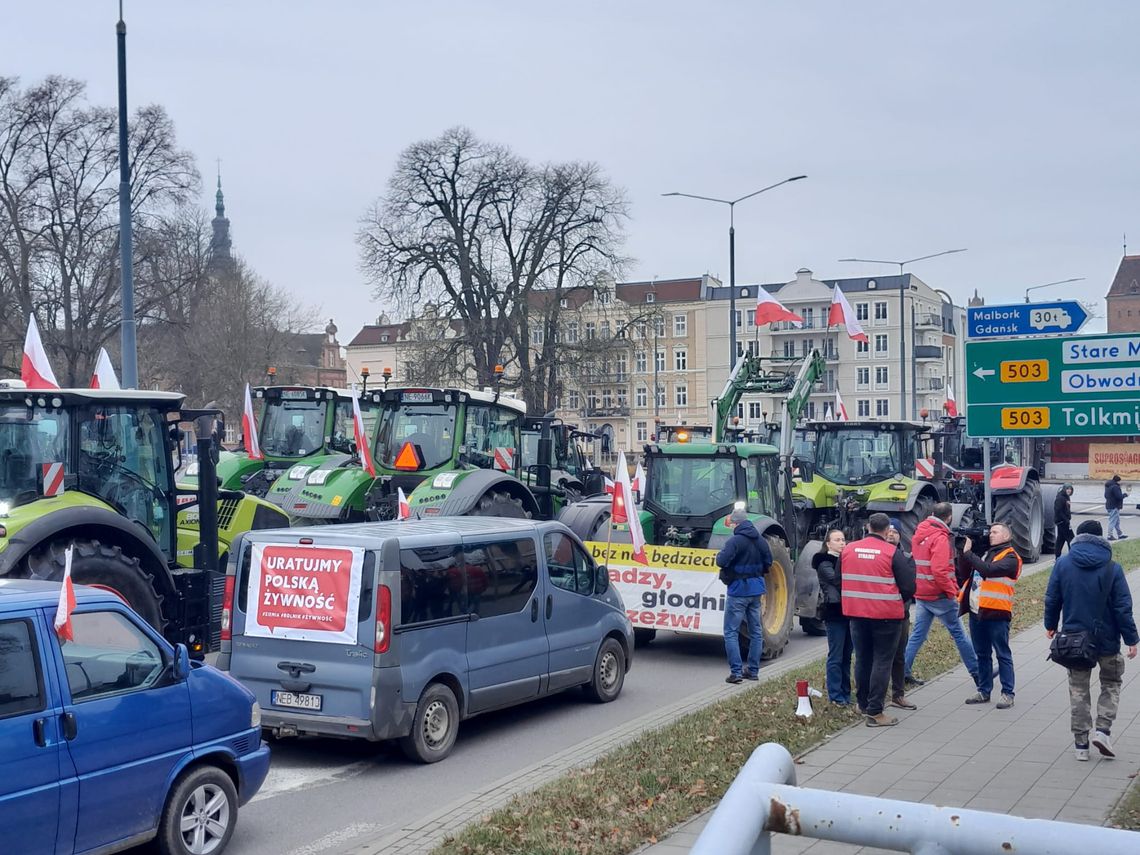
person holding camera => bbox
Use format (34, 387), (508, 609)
(1044, 519), (1138, 760)
(959, 523), (1021, 709)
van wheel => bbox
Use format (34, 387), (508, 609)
(400, 683), (460, 763)
(157, 765), (238, 855)
(584, 638), (625, 703)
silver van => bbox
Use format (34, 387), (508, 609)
(219, 518), (632, 762)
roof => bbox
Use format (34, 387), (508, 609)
(526, 286), (595, 310)
(348, 323), (408, 347)
(0, 387), (185, 405)
(804, 419), (929, 432)
(0, 579), (124, 608)
(257, 385), (363, 399)
(1107, 255), (1140, 298)
(372, 386), (527, 414)
(646, 441), (779, 457)
(616, 277), (706, 304)
(707, 273), (914, 301)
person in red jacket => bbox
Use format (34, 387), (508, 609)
(902, 503), (980, 689)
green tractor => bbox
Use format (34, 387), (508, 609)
(0, 384), (290, 655)
(179, 384), (373, 497)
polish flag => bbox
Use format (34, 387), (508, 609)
(824, 403), (833, 421)
(632, 461), (646, 496)
(90, 348), (120, 389)
(604, 475), (615, 495)
(945, 381), (959, 418)
(351, 386), (376, 477)
(22, 315), (59, 389)
(834, 389), (849, 421)
(397, 487), (411, 520)
(54, 545), (77, 642)
(611, 450), (647, 564)
(754, 285), (803, 327)
(242, 384), (264, 460)
(827, 287), (868, 343)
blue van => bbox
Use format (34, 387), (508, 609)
(220, 518), (633, 763)
(0, 579), (269, 855)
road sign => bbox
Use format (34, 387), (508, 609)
(967, 301), (1089, 339)
(965, 331), (1140, 437)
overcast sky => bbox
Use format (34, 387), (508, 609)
(8, 1), (1135, 336)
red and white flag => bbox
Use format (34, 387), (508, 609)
(632, 461), (646, 496)
(22, 315), (59, 389)
(834, 388), (849, 421)
(754, 285), (803, 327)
(603, 475), (615, 495)
(827, 287), (868, 343)
(397, 487), (411, 520)
(611, 450), (647, 564)
(824, 403), (833, 421)
(242, 384), (264, 460)
(351, 385), (376, 477)
(90, 347), (120, 389)
(54, 545), (77, 642)
(945, 380), (959, 418)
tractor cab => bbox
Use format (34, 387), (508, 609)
(656, 424), (713, 444)
(804, 420), (927, 487)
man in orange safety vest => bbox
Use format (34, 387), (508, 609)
(959, 522), (1022, 710)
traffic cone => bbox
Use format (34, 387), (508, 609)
(795, 679), (813, 718)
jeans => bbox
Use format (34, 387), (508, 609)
(851, 618), (903, 716)
(824, 617), (853, 703)
(905, 598), (979, 685)
(969, 615), (1014, 697)
(724, 595), (762, 676)
(1108, 508), (1123, 538)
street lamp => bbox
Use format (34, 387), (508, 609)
(838, 249), (967, 419)
(1024, 277), (1084, 303)
(116, 1), (137, 387)
(663, 175), (807, 366)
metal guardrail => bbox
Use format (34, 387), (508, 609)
(692, 742), (1137, 855)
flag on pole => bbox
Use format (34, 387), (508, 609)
(22, 315), (59, 389)
(603, 475), (615, 495)
(834, 388), (849, 421)
(611, 450), (647, 564)
(54, 545), (76, 642)
(397, 487), (411, 520)
(754, 285), (804, 327)
(827, 286), (868, 343)
(632, 461), (646, 496)
(242, 384), (264, 460)
(351, 385), (376, 477)
(945, 380), (959, 418)
(824, 403), (833, 421)
(90, 348), (120, 389)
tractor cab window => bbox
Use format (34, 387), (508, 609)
(461, 405), (520, 472)
(521, 428), (584, 477)
(745, 457), (778, 516)
(647, 455), (739, 517)
(77, 405), (172, 551)
(260, 398), (326, 457)
(816, 429), (905, 485)
(375, 402), (456, 470)
(0, 406), (69, 507)
(330, 398), (375, 455)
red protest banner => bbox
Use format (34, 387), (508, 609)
(246, 543), (364, 644)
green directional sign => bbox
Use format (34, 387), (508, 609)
(965, 332), (1140, 437)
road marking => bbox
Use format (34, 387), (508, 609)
(283, 822), (387, 855)
(249, 758), (374, 804)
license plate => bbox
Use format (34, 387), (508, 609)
(271, 690), (322, 711)
(401, 391), (433, 403)
(280, 389), (310, 400)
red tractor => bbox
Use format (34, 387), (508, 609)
(925, 415), (1058, 562)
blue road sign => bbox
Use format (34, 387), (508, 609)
(967, 301), (1089, 340)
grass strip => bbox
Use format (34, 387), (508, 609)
(435, 544), (1140, 855)
(1106, 539), (1140, 831)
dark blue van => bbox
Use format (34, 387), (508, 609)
(0, 579), (270, 855)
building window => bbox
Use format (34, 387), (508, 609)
(674, 348), (687, 371)
(747, 309), (757, 327)
(636, 386), (648, 408)
(597, 290), (612, 305)
(803, 307), (814, 329)
(875, 366), (889, 390)
(587, 391), (598, 411)
(674, 313), (687, 337)
(857, 399), (871, 417)
(531, 327), (544, 345)
(874, 301), (888, 324)
(601, 321), (611, 339)
(802, 338), (815, 357)
(380, 334), (389, 343)
(654, 316), (666, 338)
(735, 310), (742, 329)
(646, 293), (656, 304)
(585, 322), (596, 340)
(674, 384), (688, 407)
(783, 340), (796, 358)
(635, 320), (647, 339)
(857, 367), (870, 389)
(567, 321), (579, 343)
(635, 351), (647, 373)
(602, 389), (613, 409)
(856, 340), (869, 358)
(616, 354), (628, 381)
(874, 334), (888, 356)
(568, 390), (580, 410)
(617, 388), (628, 408)
(636, 421), (648, 441)
(655, 350), (666, 372)
(806, 401), (817, 420)
(745, 339), (759, 357)
(656, 384), (666, 408)
(876, 398), (890, 417)
(748, 402), (763, 420)
(856, 302), (869, 322)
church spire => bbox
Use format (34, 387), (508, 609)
(208, 160), (234, 275)
(215, 166), (225, 219)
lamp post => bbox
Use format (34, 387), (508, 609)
(838, 249), (967, 419)
(116, 1), (137, 387)
(663, 175), (807, 367)
(1024, 277), (1084, 303)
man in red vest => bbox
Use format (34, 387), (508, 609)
(842, 513), (917, 726)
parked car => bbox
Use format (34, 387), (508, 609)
(0, 579), (269, 855)
(220, 517), (633, 763)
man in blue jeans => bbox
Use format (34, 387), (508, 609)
(716, 504), (772, 683)
(904, 502), (980, 689)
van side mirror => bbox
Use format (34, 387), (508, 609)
(595, 564), (609, 594)
(172, 643), (191, 681)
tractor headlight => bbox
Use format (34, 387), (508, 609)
(307, 470), (332, 486)
(288, 465), (312, 481)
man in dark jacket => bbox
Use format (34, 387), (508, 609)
(960, 524), (1021, 709)
(716, 506), (772, 683)
(1054, 484), (1074, 557)
(1045, 519), (1139, 760)
(1105, 475), (1129, 541)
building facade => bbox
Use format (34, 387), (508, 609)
(1106, 255), (1140, 333)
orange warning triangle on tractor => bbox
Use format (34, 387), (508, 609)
(394, 441), (421, 471)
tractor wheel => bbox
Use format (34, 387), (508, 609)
(23, 539), (165, 632)
(739, 536), (793, 661)
(994, 479), (1043, 563)
(1040, 483), (1061, 556)
(468, 490), (532, 520)
(894, 493), (935, 552)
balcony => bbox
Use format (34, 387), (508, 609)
(585, 405), (631, 417)
(914, 345), (942, 361)
(914, 313), (942, 330)
(771, 319), (828, 332)
(919, 377), (945, 391)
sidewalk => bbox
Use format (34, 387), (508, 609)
(639, 571), (1140, 854)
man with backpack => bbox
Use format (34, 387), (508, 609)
(1044, 519), (1138, 761)
(716, 504), (772, 684)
